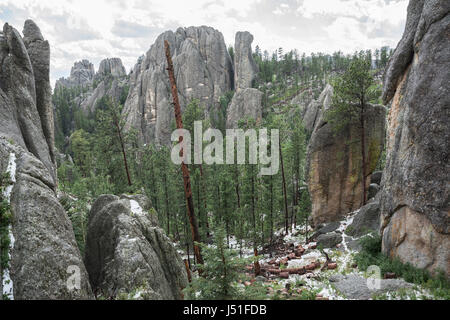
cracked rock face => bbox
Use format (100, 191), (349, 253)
(123, 26), (234, 145)
(0, 20), (93, 300)
(234, 31), (258, 91)
(380, 0), (449, 277)
(226, 88), (263, 128)
(306, 86), (386, 226)
(84, 195), (188, 300)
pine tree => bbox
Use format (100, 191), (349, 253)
(325, 52), (380, 205)
(184, 226), (245, 300)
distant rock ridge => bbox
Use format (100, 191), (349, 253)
(56, 59), (95, 89)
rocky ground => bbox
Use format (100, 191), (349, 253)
(181, 210), (438, 300)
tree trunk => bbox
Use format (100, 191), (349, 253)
(165, 41), (203, 266)
(163, 172), (170, 236)
(360, 103), (367, 206)
(279, 136), (289, 235)
(113, 114), (132, 186)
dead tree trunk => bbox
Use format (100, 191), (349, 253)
(113, 113), (132, 186)
(279, 135), (289, 235)
(165, 40), (203, 266)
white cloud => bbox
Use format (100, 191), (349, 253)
(0, 0), (408, 88)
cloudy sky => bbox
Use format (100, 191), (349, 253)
(0, 0), (409, 88)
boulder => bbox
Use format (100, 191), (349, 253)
(311, 221), (340, 240)
(346, 200), (381, 237)
(380, 0), (449, 276)
(306, 85), (386, 225)
(234, 31), (258, 90)
(226, 88), (263, 128)
(84, 194), (188, 299)
(329, 273), (413, 300)
(316, 232), (342, 249)
(123, 26), (234, 145)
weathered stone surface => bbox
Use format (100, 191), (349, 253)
(380, 0), (449, 276)
(23, 19), (55, 165)
(80, 76), (127, 113)
(311, 221), (341, 240)
(84, 194), (188, 299)
(306, 85), (386, 226)
(0, 20), (92, 300)
(226, 88), (263, 128)
(316, 232), (342, 248)
(382, 207), (449, 276)
(346, 200), (381, 237)
(234, 31), (258, 90)
(123, 26), (233, 145)
(56, 59), (95, 89)
(302, 84), (333, 132)
(0, 22), (55, 184)
(0, 139), (93, 300)
(329, 273), (413, 300)
(97, 58), (126, 78)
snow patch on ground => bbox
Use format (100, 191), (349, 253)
(2, 152), (17, 300)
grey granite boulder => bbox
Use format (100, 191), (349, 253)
(329, 273), (413, 300)
(316, 232), (342, 249)
(84, 194), (188, 299)
(346, 200), (381, 237)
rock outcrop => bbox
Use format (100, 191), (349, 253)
(0, 22), (55, 183)
(302, 84), (333, 132)
(306, 86), (386, 226)
(0, 20), (92, 299)
(122, 26), (234, 145)
(346, 199), (381, 237)
(56, 59), (95, 89)
(226, 32), (262, 128)
(226, 88), (263, 128)
(380, 0), (449, 276)
(22, 20), (55, 165)
(84, 194), (188, 299)
(96, 58), (126, 78)
(234, 31), (258, 90)
(80, 58), (128, 113)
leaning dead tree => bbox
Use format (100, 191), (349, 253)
(164, 40), (204, 266)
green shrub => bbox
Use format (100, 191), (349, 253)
(354, 234), (450, 299)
